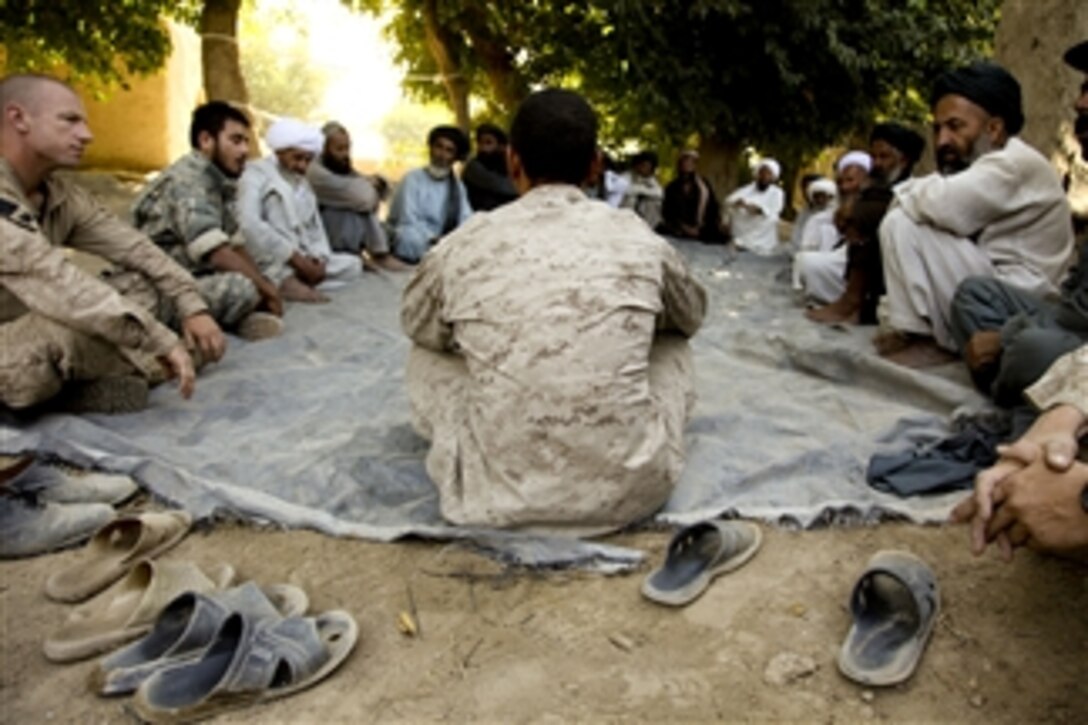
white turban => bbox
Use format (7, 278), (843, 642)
(806, 178), (838, 203)
(837, 150), (872, 174)
(755, 158), (781, 180)
(265, 118), (323, 155)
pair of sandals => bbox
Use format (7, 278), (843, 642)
(641, 520), (939, 686)
(40, 510), (357, 722)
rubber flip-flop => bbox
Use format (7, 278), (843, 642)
(44, 559), (235, 663)
(641, 520), (763, 606)
(45, 510), (193, 603)
(93, 581), (310, 696)
(132, 609), (358, 723)
(837, 550), (940, 687)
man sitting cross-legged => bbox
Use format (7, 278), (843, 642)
(0, 73), (221, 413)
(239, 118), (363, 303)
(132, 101), (284, 340)
(401, 89), (707, 534)
(876, 61), (1073, 367)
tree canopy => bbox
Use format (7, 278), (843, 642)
(349, 0), (1001, 187)
(1, 0), (201, 88)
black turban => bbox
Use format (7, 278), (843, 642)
(869, 122), (925, 163)
(930, 62), (1024, 136)
(1065, 40), (1088, 73)
(630, 150), (659, 169)
(427, 125), (470, 161)
(475, 123), (508, 146)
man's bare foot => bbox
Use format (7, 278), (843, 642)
(280, 276), (329, 303)
(363, 250), (413, 272)
(806, 298), (860, 325)
(964, 330), (1002, 371)
(875, 331), (958, 368)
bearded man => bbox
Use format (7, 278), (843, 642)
(876, 62), (1073, 367)
(133, 101), (283, 338)
(461, 123), (517, 212)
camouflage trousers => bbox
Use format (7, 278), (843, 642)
(406, 335), (695, 530)
(0, 270), (255, 409)
(105, 269), (259, 331)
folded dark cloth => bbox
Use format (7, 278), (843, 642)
(866, 409), (1035, 497)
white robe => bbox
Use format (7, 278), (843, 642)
(239, 157), (362, 288)
(727, 183), (784, 254)
(792, 206), (846, 301)
(881, 137), (1074, 349)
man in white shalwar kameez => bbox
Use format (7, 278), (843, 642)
(793, 155), (870, 302)
(877, 62), (1073, 366)
(726, 158), (784, 254)
(239, 118), (362, 303)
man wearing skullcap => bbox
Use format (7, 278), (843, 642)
(307, 121), (406, 272)
(659, 150), (723, 241)
(134, 101), (284, 340)
(807, 123), (924, 324)
(726, 158), (785, 254)
(948, 41), (1088, 404)
(794, 152), (869, 304)
(461, 123), (517, 212)
(387, 124), (473, 263)
(239, 118), (363, 303)
(877, 61), (1073, 367)
(621, 150), (665, 229)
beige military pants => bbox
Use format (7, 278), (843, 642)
(0, 271), (164, 410)
(407, 335), (696, 531)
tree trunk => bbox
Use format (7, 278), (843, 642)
(461, 6), (529, 113)
(422, 0), (470, 132)
(200, 0), (248, 105)
(697, 133), (742, 202)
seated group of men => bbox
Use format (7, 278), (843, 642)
(2, 41), (1087, 558)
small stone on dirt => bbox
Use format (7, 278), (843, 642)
(608, 633), (635, 652)
(970, 694), (985, 708)
(763, 652), (818, 686)
(861, 690), (875, 703)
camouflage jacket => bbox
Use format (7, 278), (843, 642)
(132, 151), (242, 275)
(402, 184), (707, 527)
(0, 159), (204, 357)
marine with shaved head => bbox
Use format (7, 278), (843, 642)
(0, 73), (224, 412)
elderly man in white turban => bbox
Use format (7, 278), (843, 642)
(239, 118), (363, 303)
(726, 158), (784, 255)
(793, 151), (871, 302)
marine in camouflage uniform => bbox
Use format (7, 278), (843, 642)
(132, 151), (260, 329)
(401, 184), (707, 533)
(0, 159), (206, 409)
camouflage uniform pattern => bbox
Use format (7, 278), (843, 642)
(132, 151), (259, 328)
(0, 159), (206, 408)
(401, 184), (707, 531)
(1026, 344), (1088, 413)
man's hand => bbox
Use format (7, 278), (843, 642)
(290, 253), (326, 286)
(985, 459), (1088, 555)
(181, 313), (226, 364)
(964, 330), (1003, 372)
(257, 281), (284, 317)
(158, 344), (196, 399)
(951, 403), (1084, 557)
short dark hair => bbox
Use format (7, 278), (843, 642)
(510, 89), (598, 185)
(189, 101), (251, 149)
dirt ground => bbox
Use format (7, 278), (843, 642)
(2, 514), (1085, 724)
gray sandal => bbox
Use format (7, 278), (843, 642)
(132, 609), (357, 723)
(92, 581), (309, 696)
(641, 520), (763, 606)
(838, 550), (940, 686)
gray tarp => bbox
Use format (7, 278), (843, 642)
(0, 242), (989, 571)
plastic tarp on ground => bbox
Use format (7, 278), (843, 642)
(0, 242), (988, 572)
